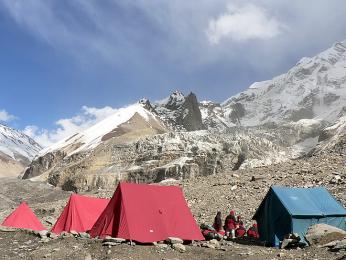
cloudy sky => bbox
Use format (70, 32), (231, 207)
(0, 0), (346, 147)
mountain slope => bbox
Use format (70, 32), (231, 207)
(40, 103), (166, 157)
(0, 124), (42, 177)
(201, 41), (346, 128)
(22, 40), (346, 190)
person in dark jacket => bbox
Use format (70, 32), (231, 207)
(237, 215), (242, 224)
(213, 211), (223, 231)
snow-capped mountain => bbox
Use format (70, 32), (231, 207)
(0, 124), (42, 177)
(0, 124), (41, 161)
(203, 40), (346, 128)
(40, 103), (166, 157)
(22, 40), (346, 191)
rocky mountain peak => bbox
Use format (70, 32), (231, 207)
(138, 98), (154, 112)
(162, 90), (185, 110)
(152, 91), (205, 131)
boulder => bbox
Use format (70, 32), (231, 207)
(209, 239), (221, 249)
(305, 224), (346, 245)
(166, 237), (183, 244)
(172, 243), (186, 253)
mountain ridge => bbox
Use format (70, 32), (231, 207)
(4, 40), (346, 190)
(0, 124), (42, 177)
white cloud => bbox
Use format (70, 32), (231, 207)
(23, 105), (119, 147)
(206, 4), (285, 44)
(0, 109), (16, 122)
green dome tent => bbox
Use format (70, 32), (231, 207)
(253, 186), (346, 247)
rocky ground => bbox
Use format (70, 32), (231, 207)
(0, 152), (345, 259)
(0, 228), (342, 260)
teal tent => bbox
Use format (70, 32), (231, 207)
(253, 186), (346, 246)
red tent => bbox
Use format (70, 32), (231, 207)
(1, 202), (46, 231)
(51, 194), (110, 234)
(90, 182), (204, 242)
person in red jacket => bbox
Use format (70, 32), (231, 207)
(247, 223), (259, 239)
(224, 210), (237, 238)
(235, 221), (246, 237)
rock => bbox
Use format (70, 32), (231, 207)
(322, 240), (338, 248)
(166, 237), (183, 244)
(84, 253), (92, 260)
(209, 239), (220, 248)
(48, 232), (59, 239)
(324, 239), (346, 252)
(172, 243), (186, 253)
(201, 243), (215, 249)
(44, 217), (56, 225)
(79, 232), (90, 239)
(230, 185), (237, 191)
(103, 236), (126, 243)
(39, 238), (50, 243)
(102, 241), (119, 247)
(0, 226), (16, 232)
(305, 224), (346, 245)
(333, 239), (346, 251)
(38, 230), (48, 238)
(281, 238), (294, 249)
(61, 231), (74, 238)
(70, 230), (79, 236)
(156, 244), (169, 249)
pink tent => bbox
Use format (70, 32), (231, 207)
(51, 194), (110, 233)
(90, 182), (204, 242)
(1, 202), (46, 231)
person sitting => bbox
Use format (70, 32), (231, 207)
(224, 210), (237, 239)
(200, 223), (222, 241)
(212, 211), (225, 235)
(236, 215), (242, 225)
(235, 221), (246, 237)
(247, 223), (259, 239)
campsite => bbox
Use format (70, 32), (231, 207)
(0, 152), (345, 259)
(1, 2), (346, 259)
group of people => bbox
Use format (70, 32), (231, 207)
(201, 210), (259, 240)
